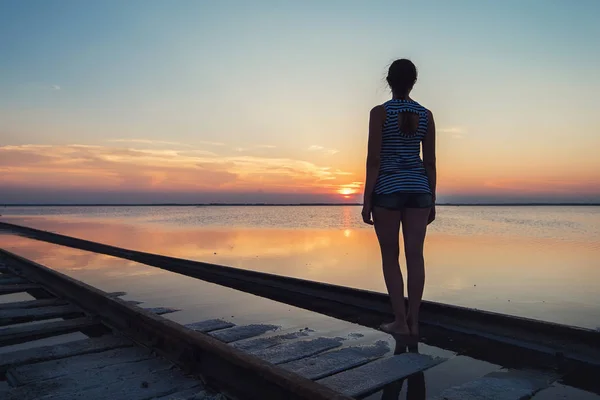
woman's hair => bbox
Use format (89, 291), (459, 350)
(386, 59), (419, 134)
(386, 59), (418, 97)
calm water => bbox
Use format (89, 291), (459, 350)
(1, 205), (600, 329)
(2, 205), (600, 398)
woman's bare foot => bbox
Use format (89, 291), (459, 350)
(406, 315), (419, 338)
(380, 320), (411, 335)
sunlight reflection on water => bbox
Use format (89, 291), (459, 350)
(1, 205), (599, 329)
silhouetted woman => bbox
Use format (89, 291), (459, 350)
(361, 59), (436, 341)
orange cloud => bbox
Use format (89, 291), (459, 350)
(0, 144), (357, 195)
(2, 141), (599, 201)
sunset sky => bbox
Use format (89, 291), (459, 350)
(1, 0), (599, 204)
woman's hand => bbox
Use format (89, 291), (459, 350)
(361, 203), (374, 225)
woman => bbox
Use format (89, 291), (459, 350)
(361, 59), (436, 342)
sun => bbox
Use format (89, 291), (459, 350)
(338, 187), (355, 196)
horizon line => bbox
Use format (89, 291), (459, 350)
(2, 202), (600, 207)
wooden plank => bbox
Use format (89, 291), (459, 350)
(232, 331), (311, 352)
(0, 304), (82, 326)
(144, 307), (181, 315)
(5, 358), (197, 400)
(0, 283), (41, 296)
(280, 341), (390, 380)
(25, 286), (54, 300)
(251, 337), (344, 365)
(0, 335), (132, 375)
(0, 249), (353, 400)
(0, 316), (100, 347)
(0, 383), (10, 399)
(317, 353), (445, 397)
(0, 298), (68, 311)
(0, 276), (28, 285)
(185, 319), (235, 333)
(7, 345), (155, 385)
(433, 369), (559, 400)
(210, 324), (279, 343)
(531, 383), (600, 400)
(152, 386), (211, 400)
(50, 370), (198, 400)
(106, 291), (127, 297)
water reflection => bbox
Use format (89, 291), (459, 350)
(377, 336), (426, 400)
(380, 372), (425, 400)
(2, 214), (600, 329)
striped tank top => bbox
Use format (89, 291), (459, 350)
(373, 99), (432, 195)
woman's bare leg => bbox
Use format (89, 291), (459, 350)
(401, 207), (430, 336)
(373, 206), (410, 335)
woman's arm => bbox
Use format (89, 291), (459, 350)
(422, 110), (437, 202)
(361, 105), (385, 224)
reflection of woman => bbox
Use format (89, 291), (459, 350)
(361, 59), (436, 342)
(381, 336), (426, 400)
(381, 371), (426, 400)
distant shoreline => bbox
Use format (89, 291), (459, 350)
(2, 203), (599, 207)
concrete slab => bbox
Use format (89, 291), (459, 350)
(0, 334), (132, 374)
(231, 331), (310, 352)
(318, 352), (445, 398)
(0, 276), (28, 285)
(0, 305), (82, 326)
(532, 383), (600, 400)
(280, 341), (390, 380)
(106, 292), (127, 297)
(417, 355), (501, 399)
(0, 298), (68, 310)
(185, 319), (235, 333)
(209, 324), (278, 343)
(144, 307), (181, 315)
(251, 337), (344, 365)
(7, 346), (154, 385)
(0, 283), (41, 296)
(0, 381), (10, 398)
(5, 358), (197, 400)
(0, 316), (100, 347)
(153, 386), (226, 400)
(434, 369), (559, 400)
(52, 368), (198, 400)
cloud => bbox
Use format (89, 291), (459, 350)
(0, 144), (355, 194)
(178, 149), (219, 157)
(233, 144), (276, 152)
(438, 127), (465, 134)
(308, 145), (339, 155)
(482, 178), (600, 194)
(109, 139), (227, 148)
(108, 139), (192, 147)
(333, 170), (352, 175)
(20, 82), (62, 91)
(198, 141), (225, 146)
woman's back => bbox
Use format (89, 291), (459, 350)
(361, 58), (436, 339)
(374, 99), (431, 195)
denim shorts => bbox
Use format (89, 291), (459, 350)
(372, 192), (433, 210)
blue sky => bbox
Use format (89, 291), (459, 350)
(1, 0), (599, 203)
